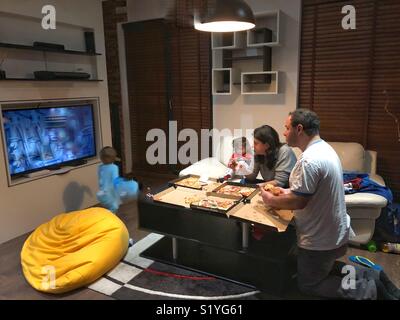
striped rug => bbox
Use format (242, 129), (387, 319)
(88, 233), (260, 300)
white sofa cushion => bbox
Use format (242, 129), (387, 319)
(179, 157), (228, 178)
(328, 142), (365, 173)
(345, 193), (387, 208)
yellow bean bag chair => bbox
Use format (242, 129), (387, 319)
(21, 207), (129, 294)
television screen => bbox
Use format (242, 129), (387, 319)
(2, 104), (96, 176)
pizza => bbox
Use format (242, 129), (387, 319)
(263, 183), (281, 196)
(175, 176), (202, 189)
(184, 194), (205, 204)
(195, 197), (236, 211)
(216, 185), (256, 197)
(202, 182), (222, 192)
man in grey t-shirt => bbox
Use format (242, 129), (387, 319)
(260, 108), (399, 300)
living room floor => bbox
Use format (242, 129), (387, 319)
(0, 174), (399, 300)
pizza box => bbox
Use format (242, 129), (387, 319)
(168, 174), (204, 190)
(228, 193), (294, 232)
(190, 192), (242, 215)
(209, 181), (259, 199)
(153, 186), (207, 208)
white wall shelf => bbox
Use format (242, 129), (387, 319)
(211, 10), (281, 96)
(211, 32), (246, 50)
(212, 68), (231, 95)
(247, 10), (280, 47)
(241, 71), (279, 95)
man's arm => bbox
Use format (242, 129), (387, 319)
(259, 186), (310, 210)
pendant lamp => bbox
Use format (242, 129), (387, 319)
(194, 0), (255, 32)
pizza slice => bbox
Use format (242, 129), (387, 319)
(263, 183), (281, 196)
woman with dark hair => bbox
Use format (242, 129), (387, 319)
(246, 125), (297, 188)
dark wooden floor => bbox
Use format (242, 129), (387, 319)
(0, 174), (399, 300)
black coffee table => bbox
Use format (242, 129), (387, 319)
(138, 186), (297, 295)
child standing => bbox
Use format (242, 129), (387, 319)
(97, 146), (121, 213)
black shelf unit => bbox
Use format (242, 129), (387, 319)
(222, 46), (271, 72)
(0, 42), (101, 56)
(223, 55), (264, 62)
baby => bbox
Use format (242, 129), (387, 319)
(222, 137), (253, 181)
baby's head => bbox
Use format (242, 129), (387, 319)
(99, 146), (120, 164)
(232, 137), (251, 155)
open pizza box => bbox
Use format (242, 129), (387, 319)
(153, 186), (207, 208)
(152, 185), (242, 213)
(208, 181), (259, 199)
(228, 192), (294, 232)
(169, 174), (206, 190)
(153, 177), (223, 209)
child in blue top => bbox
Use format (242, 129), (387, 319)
(96, 146), (121, 213)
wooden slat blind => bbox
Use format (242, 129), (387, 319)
(125, 20), (171, 174)
(300, 0), (400, 200)
(124, 3), (212, 175)
(169, 0), (212, 170)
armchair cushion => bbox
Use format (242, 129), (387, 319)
(328, 142), (365, 173)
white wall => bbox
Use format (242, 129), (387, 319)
(213, 0), (302, 139)
(0, 0), (111, 244)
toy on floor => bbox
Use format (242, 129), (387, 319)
(97, 146), (138, 213)
(366, 240), (377, 252)
(21, 207), (129, 293)
(348, 255), (383, 271)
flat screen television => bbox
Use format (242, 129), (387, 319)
(2, 104), (96, 177)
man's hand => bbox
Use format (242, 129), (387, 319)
(260, 185), (310, 210)
(273, 186), (290, 196)
(259, 185), (276, 207)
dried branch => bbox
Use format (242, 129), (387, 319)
(0, 52), (7, 68)
(383, 90), (400, 143)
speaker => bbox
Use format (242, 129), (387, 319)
(84, 31), (96, 53)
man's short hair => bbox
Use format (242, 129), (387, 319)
(289, 108), (320, 136)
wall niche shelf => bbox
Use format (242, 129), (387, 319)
(0, 42), (102, 56)
(211, 10), (281, 96)
(212, 68), (241, 95)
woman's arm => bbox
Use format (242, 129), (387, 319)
(245, 159), (260, 181)
(273, 145), (297, 187)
